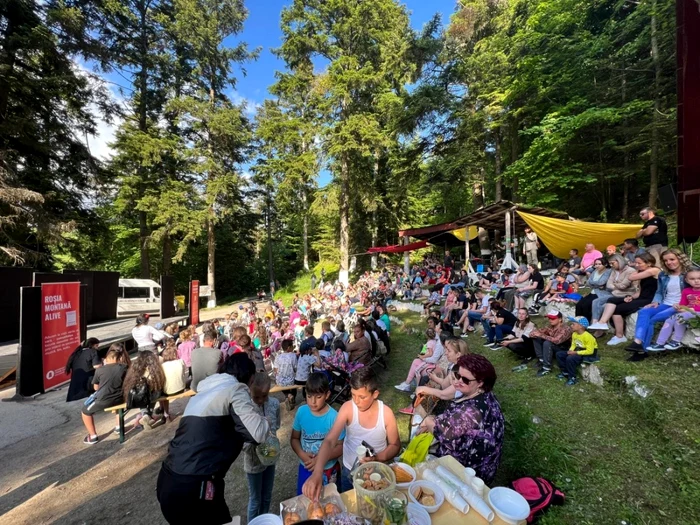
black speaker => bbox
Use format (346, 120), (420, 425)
(658, 184), (677, 213)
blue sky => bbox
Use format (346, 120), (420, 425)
(89, 0), (457, 184)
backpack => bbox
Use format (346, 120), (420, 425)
(126, 378), (152, 409)
(508, 477), (565, 523)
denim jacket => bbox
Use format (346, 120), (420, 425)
(652, 272), (689, 305)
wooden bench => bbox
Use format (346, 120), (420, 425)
(269, 384), (304, 394)
(105, 390), (196, 443)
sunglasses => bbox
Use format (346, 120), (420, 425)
(453, 371), (478, 385)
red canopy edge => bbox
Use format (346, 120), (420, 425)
(367, 240), (429, 254)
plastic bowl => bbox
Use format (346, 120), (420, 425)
(391, 462), (417, 489)
(248, 514), (283, 525)
(406, 503), (431, 525)
(407, 480), (444, 514)
(487, 487), (530, 524)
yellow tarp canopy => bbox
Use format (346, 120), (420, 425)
(517, 211), (642, 259)
(451, 225), (479, 242)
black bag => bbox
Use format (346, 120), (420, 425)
(126, 379), (151, 409)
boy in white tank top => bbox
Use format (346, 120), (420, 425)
(302, 367), (401, 498)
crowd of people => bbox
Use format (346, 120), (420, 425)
(60, 205), (699, 524)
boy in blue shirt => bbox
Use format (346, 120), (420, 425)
(291, 373), (345, 495)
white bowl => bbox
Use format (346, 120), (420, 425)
(407, 480), (444, 514)
(487, 487), (530, 524)
(406, 502), (431, 525)
(249, 514), (283, 525)
(391, 462), (417, 489)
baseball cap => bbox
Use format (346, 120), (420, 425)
(567, 316), (590, 328)
(545, 310), (563, 319)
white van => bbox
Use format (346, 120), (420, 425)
(117, 278), (161, 316)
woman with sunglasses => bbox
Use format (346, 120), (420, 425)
(417, 354), (504, 484)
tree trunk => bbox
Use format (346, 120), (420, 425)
(339, 152), (350, 285)
(137, 0), (151, 278)
(302, 191), (310, 271)
(139, 210), (150, 278)
(472, 178), (484, 209)
(494, 130), (502, 201)
(267, 192), (274, 297)
(621, 62), (630, 219)
(162, 231), (172, 276)
(207, 209), (216, 307)
(371, 150), (379, 270)
(649, 0), (661, 208)
(510, 119), (519, 201)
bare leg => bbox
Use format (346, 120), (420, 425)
(612, 315), (625, 338)
(82, 413), (97, 437)
(161, 400), (170, 419)
(598, 303), (617, 325)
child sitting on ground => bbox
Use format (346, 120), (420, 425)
(243, 373), (281, 520)
(80, 343), (128, 445)
(394, 328), (441, 392)
(274, 339), (298, 410)
(302, 367), (401, 498)
(555, 316), (598, 386)
(291, 373), (345, 495)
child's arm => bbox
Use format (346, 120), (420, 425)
(303, 402), (351, 501)
(290, 429), (314, 467)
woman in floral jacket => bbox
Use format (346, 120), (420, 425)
(418, 354), (505, 485)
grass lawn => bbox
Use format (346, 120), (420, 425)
(380, 308), (700, 525)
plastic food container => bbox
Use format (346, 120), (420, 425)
(353, 462), (397, 525)
(390, 462), (416, 489)
(249, 515), (283, 525)
(487, 487), (530, 525)
(405, 503), (431, 525)
(407, 480), (444, 514)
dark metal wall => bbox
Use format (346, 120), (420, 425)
(0, 267), (33, 342)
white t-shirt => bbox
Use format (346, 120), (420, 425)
(663, 275), (682, 306)
(162, 359), (187, 394)
(132, 325), (164, 348)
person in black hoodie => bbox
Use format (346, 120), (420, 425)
(65, 338), (101, 402)
(156, 353), (270, 525)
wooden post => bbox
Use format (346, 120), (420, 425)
(403, 237), (410, 274)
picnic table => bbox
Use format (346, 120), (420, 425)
(339, 456), (524, 525)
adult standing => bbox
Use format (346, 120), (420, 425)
(523, 227), (539, 266)
(624, 249), (691, 352)
(132, 313), (164, 352)
(444, 250), (454, 269)
(636, 207), (668, 264)
(574, 258), (612, 321)
(529, 310), (573, 377)
(157, 354), (269, 525)
(417, 354), (505, 484)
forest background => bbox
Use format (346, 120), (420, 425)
(0, 0), (678, 301)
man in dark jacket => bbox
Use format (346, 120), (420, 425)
(157, 354), (269, 524)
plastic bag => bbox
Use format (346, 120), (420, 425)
(256, 434), (281, 466)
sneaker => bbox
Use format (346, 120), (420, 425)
(141, 415), (154, 430)
(394, 382), (412, 392)
(565, 378), (577, 386)
(83, 435), (98, 445)
(607, 336), (628, 346)
(556, 373), (568, 380)
(588, 323), (609, 331)
(520, 357), (533, 366)
(536, 367), (551, 377)
(460, 333), (469, 338)
(664, 340), (683, 351)
(487, 343), (501, 351)
(113, 426), (121, 435)
(532, 359), (543, 369)
(399, 405), (414, 415)
(646, 343), (666, 352)
(484, 342), (497, 348)
(625, 342), (644, 353)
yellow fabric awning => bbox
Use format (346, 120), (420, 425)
(451, 225), (479, 242)
(517, 211), (642, 259)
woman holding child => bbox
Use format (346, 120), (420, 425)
(417, 353), (505, 485)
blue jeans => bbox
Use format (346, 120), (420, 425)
(634, 304), (674, 347)
(340, 465), (353, 493)
(482, 322), (514, 343)
(467, 311), (483, 327)
(556, 351), (584, 378)
(247, 465), (276, 520)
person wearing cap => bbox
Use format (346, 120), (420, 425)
(529, 310), (573, 377)
(556, 317), (598, 386)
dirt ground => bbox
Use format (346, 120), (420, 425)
(0, 383), (302, 525)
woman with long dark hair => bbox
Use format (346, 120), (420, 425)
(65, 337), (101, 402)
(123, 350), (166, 429)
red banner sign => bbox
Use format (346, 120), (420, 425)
(190, 280), (200, 325)
(41, 282), (81, 391)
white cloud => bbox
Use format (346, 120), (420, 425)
(229, 90), (261, 117)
